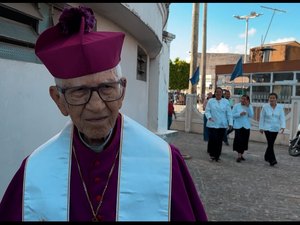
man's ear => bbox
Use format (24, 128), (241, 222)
(49, 86), (69, 116)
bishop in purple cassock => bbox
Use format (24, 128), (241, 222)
(0, 5), (207, 221)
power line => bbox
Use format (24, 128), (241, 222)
(260, 5), (287, 46)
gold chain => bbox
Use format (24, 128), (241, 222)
(72, 146), (120, 221)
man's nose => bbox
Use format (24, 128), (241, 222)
(86, 90), (106, 109)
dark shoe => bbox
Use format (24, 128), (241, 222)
(270, 160), (277, 166)
(241, 156), (245, 161)
(236, 157), (241, 162)
(215, 158), (220, 162)
(224, 141), (229, 146)
(210, 157), (215, 161)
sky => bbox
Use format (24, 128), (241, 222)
(167, 3), (300, 62)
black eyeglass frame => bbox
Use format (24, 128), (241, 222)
(56, 78), (126, 106)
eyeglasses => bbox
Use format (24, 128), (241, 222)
(56, 78), (126, 106)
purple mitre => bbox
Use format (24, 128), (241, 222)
(35, 5), (125, 79)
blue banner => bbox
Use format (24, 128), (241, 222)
(190, 66), (200, 85)
(230, 56), (243, 81)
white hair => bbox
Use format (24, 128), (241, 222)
(115, 63), (122, 78)
(54, 63), (123, 86)
(54, 77), (62, 86)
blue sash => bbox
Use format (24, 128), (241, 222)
(23, 114), (171, 221)
(23, 121), (73, 221)
(117, 115), (171, 221)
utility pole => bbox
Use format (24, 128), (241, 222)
(189, 3), (199, 94)
(200, 3), (207, 103)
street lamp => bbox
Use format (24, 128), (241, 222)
(233, 12), (263, 63)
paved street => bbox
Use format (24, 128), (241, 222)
(166, 131), (300, 221)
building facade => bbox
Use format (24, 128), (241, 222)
(172, 41), (300, 147)
(215, 41), (300, 145)
(215, 41), (300, 104)
(196, 52), (242, 95)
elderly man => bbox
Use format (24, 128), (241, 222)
(0, 6), (207, 221)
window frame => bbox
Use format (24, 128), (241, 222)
(136, 46), (147, 82)
(0, 3), (48, 63)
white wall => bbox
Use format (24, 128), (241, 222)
(0, 59), (69, 200)
(95, 14), (149, 127)
(123, 3), (164, 39)
(148, 40), (170, 133)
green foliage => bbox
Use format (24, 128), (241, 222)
(169, 58), (190, 90)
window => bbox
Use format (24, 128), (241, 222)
(136, 46), (147, 81)
(296, 86), (300, 96)
(296, 73), (300, 82)
(252, 73), (271, 83)
(273, 72), (293, 83)
(216, 74), (232, 85)
(233, 86), (250, 96)
(0, 3), (44, 63)
(273, 85), (292, 103)
(233, 74), (250, 84)
(296, 73), (300, 96)
(216, 75), (225, 86)
(252, 86), (270, 103)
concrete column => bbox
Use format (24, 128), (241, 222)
(189, 3), (199, 94)
(148, 31), (175, 135)
(200, 3), (207, 103)
(185, 94), (197, 132)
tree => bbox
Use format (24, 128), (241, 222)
(169, 58), (190, 90)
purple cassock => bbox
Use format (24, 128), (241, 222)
(0, 114), (208, 221)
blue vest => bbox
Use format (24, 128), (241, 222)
(23, 114), (171, 221)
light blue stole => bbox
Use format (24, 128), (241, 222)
(23, 121), (73, 221)
(23, 114), (171, 221)
(117, 115), (171, 221)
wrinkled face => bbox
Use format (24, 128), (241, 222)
(50, 69), (126, 145)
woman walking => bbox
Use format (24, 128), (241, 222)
(205, 87), (233, 162)
(232, 95), (254, 162)
(259, 93), (286, 166)
(202, 92), (213, 142)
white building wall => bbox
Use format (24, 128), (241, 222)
(122, 3), (164, 39)
(95, 14), (149, 127)
(0, 59), (70, 200)
(159, 40), (172, 133)
(148, 40), (171, 133)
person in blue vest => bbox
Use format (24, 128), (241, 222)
(0, 6), (207, 221)
(259, 92), (286, 166)
(205, 87), (233, 161)
(222, 89), (234, 145)
(232, 95), (254, 162)
(202, 92), (213, 142)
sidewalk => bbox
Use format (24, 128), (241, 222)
(166, 131), (300, 221)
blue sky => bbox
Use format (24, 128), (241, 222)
(167, 3), (300, 61)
